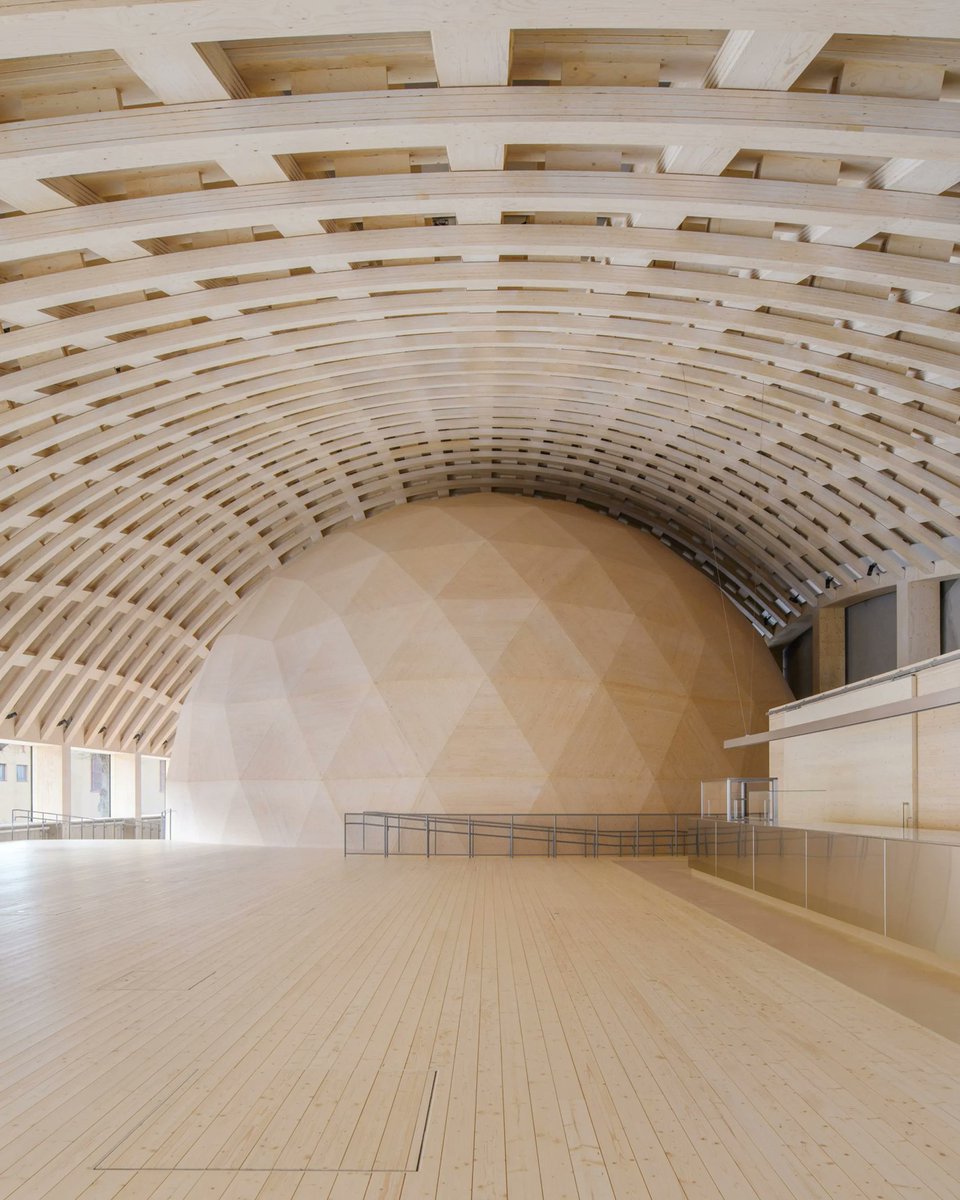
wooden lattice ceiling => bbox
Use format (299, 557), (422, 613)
(0, 1), (959, 755)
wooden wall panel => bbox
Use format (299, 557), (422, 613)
(0, 8), (958, 757)
(169, 496), (791, 845)
(773, 658), (960, 829)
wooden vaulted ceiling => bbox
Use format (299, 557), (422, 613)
(0, 1), (959, 756)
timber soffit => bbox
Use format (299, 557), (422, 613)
(0, 2), (958, 753)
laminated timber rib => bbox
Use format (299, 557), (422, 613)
(0, 2), (959, 756)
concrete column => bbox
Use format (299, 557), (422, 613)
(896, 579), (940, 668)
(812, 603), (846, 694)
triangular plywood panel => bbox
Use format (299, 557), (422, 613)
(1, 12), (957, 756)
(170, 496), (790, 844)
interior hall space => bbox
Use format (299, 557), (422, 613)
(2, 2), (960, 1198)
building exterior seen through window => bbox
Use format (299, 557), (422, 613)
(71, 749), (111, 819)
(0, 743), (32, 817)
(0, 743), (167, 820)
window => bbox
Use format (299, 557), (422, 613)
(16, 764), (27, 783)
(72, 749), (111, 818)
(0, 764), (5, 782)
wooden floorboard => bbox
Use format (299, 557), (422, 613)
(2, 844), (960, 1199)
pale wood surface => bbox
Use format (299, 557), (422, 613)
(4, 844), (960, 1199)
(1, 15), (960, 756)
(772, 655), (960, 829)
(167, 496), (790, 845)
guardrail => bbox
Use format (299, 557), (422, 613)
(344, 811), (698, 858)
(1, 810), (169, 841)
(691, 816), (960, 959)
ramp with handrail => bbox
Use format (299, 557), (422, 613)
(344, 811), (698, 858)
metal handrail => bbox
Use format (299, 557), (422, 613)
(4, 810), (169, 841)
(344, 810), (698, 858)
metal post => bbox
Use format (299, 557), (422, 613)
(468, 815), (473, 858)
(594, 815), (599, 858)
(362, 815), (366, 853)
(384, 815), (389, 858)
(673, 814), (678, 856)
(553, 814), (557, 858)
(635, 814), (639, 857)
(752, 825), (756, 890)
(803, 829), (808, 907)
(426, 814), (430, 859)
(510, 815), (514, 858)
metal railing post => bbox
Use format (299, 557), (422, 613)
(334, 809), (701, 863)
(752, 825), (756, 890)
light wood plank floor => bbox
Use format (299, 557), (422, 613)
(3, 844), (960, 1200)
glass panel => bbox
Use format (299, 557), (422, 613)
(805, 832), (884, 933)
(141, 756), (168, 814)
(754, 826), (806, 906)
(885, 841), (960, 959)
(700, 780), (727, 817)
(72, 749), (111, 819)
(715, 820), (754, 888)
(689, 819), (717, 875)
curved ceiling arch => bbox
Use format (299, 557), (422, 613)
(0, 3), (958, 753)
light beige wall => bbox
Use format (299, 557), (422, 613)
(916, 657), (960, 829)
(33, 743), (64, 814)
(771, 654), (960, 829)
(141, 756), (168, 814)
(111, 752), (137, 817)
